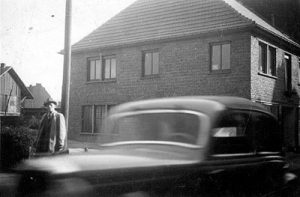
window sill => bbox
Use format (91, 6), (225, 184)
(258, 72), (277, 79)
(86, 79), (117, 84)
(209, 69), (231, 74)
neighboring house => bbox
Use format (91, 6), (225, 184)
(22, 83), (55, 128)
(69, 0), (300, 150)
(23, 83), (52, 109)
(0, 63), (33, 125)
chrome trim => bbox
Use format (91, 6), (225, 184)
(102, 140), (203, 149)
(212, 153), (256, 157)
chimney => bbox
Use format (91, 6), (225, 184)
(1, 63), (5, 74)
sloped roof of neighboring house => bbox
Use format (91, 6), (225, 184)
(72, 0), (300, 53)
(0, 66), (33, 99)
(24, 83), (53, 108)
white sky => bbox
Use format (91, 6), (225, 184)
(1, 0), (136, 100)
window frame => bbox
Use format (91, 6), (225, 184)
(258, 41), (277, 77)
(94, 105), (106, 134)
(284, 53), (292, 94)
(103, 55), (117, 80)
(87, 57), (102, 81)
(87, 55), (117, 82)
(81, 105), (94, 133)
(142, 50), (159, 77)
(210, 42), (231, 72)
(81, 104), (115, 134)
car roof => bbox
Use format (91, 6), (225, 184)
(110, 96), (273, 118)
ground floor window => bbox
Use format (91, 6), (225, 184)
(81, 104), (115, 134)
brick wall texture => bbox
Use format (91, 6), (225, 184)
(69, 31), (300, 143)
(250, 36), (300, 103)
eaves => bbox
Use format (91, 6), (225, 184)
(70, 24), (254, 55)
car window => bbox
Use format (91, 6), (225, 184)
(111, 112), (200, 145)
(211, 110), (281, 155)
(211, 110), (254, 154)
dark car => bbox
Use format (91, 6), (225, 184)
(2, 96), (297, 196)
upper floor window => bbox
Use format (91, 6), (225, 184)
(259, 42), (276, 76)
(284, 54), (292, 95)
(210, 43), (231, 71)
(87, 56), (116, 82)
(104, 56), (116, 79)
(142, 50), (159, 76)
(87, 58), (101, 81)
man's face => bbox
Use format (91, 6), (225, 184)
(46, 103), (56, 113)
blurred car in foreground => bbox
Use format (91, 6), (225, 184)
(1, 96), (297, 196)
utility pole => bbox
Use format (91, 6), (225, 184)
(61, 0), (72, 144)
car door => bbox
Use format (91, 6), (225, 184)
(207, 109), (281, 195)
(251, 111), (286, 190)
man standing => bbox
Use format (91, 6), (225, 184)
(34, 98), (67, 154)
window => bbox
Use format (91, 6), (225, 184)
(87, 58), (101, 81)
(82, 106), (93, 133)
(210, 43), (230, 71)
(212, 110), (253, 154)
(103, 56), (116, 79)
(143, 51), (159, 76)
(87, 55), (116, 81)
(268, 46), (276, 76)
(212, 110), (281, 155)
(284, 54), (292, 94)
(94, 105), (106, 133)
(81, 104), (115, 133)
(259, 42), (276, 76)
(112, 112), (200, 144)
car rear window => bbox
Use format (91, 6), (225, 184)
(112, 112), (200, 145)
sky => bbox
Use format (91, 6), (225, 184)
(1, 0), (136, 101)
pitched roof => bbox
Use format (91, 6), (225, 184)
(72, 0), (299, 52)
(0, 66), (11, 75)
(0, 66), (33, 99)
(24, 83), (53, 108)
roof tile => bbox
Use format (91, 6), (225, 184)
(72, 0), (298, 52)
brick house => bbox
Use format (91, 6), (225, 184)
(69, 0), (300, 150)
(0, 63), (33, 125)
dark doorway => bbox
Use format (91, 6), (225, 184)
(282, 106), (298, 151)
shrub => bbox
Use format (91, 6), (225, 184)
(0, 126), (37, 170)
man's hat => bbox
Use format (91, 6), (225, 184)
(44, 98), (57, 106)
